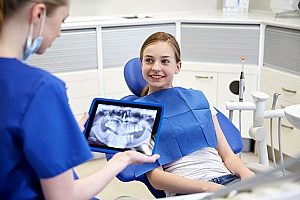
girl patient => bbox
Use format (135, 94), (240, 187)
(135, 32), (255, 196)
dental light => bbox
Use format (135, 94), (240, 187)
(270, 0), (300, 14)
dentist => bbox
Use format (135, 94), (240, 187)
(0, 0), (159, 199)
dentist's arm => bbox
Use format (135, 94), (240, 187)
(41, 151), (159, 200)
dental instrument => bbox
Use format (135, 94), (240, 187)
(239, 56), (245, 156)
(239, 56), (245, 103)
(270, 93), (281, 166)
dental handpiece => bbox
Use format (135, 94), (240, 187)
(239, 56), (245, 102)
(271, 93), (281, 110)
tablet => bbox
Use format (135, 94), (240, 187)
(84, 98), (164, 155)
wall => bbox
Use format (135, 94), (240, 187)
(70, 0), (220, 17)
(70, 0), (271, 17)
(250, 0), (271, 11)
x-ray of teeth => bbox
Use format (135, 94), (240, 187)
(90, 104), (157, 149)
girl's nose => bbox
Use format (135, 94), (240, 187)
(151, 61), (161, 71)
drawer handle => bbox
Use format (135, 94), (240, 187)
(195, 75), (214, 80)
(282, 87), (296, 94)
(281, 124), (294, 130)
(280, 104), (286, 109)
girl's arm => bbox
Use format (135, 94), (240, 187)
(40, 151), (159, 200)
(147, 167), (224, 194)
(213, 116), (255, 179)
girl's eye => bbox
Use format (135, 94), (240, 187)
(145, 58), (153, 63)
(161, 59), (170, 64)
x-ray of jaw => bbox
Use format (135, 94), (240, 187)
(88, 104), (157, 155)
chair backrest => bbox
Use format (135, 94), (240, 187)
(123, 57), (147, 97)
(106, 58), (243, 198)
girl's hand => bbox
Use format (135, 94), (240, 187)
(78, 112), (89, 132)
(240, 170), (256, 180)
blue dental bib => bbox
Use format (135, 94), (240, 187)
(134, 87), (217, 177)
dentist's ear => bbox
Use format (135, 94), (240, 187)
(30, 3), (46, 23)
(175, 62), (182, 74)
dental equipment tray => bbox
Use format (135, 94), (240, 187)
(83, 98), (164, 155)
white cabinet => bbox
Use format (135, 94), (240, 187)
(262, 26), (300, 158)
(261, 67), (300, 158)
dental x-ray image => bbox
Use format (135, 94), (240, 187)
(85, 99), (163, 156)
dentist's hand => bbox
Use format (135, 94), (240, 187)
(113, 151), (160, 165)
(78, 112), (89, 132)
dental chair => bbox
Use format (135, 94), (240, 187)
(105, 57), (244, 198)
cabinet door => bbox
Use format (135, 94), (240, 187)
(217, 73), (258, 139)
(181, 23), (260, 65)
(261, 67), (300, 104)
(179, 70), (217, 106)
(27, 28), (98, 73)
(264, 26), (300, 76)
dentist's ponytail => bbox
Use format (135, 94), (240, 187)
(0, 0), (4, 32)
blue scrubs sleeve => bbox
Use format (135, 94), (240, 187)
(20, 77), (92, 178)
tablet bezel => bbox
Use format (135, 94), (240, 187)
(83, 98), (164, 155)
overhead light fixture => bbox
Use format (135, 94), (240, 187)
(269, 0), (300, 14)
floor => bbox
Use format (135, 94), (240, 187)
(74, 151), (260, 200)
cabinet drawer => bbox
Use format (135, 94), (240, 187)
(56, 70), (100, 98)
(65, 80), (99, 98)
(261, 67), (300, 104)
(103, 68), (131, 96)
(69, 96), (95, 116)
(179, 70), (217, 106)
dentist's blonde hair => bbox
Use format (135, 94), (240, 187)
(0, 0), (67, 31)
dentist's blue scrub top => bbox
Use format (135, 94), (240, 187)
(0, 58), (93, 199)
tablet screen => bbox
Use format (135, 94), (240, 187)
(84, 98), (163, 155)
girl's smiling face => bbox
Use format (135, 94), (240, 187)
(141, 41), (181, 94)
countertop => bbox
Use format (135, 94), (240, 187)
(63, 9), (300, 30)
